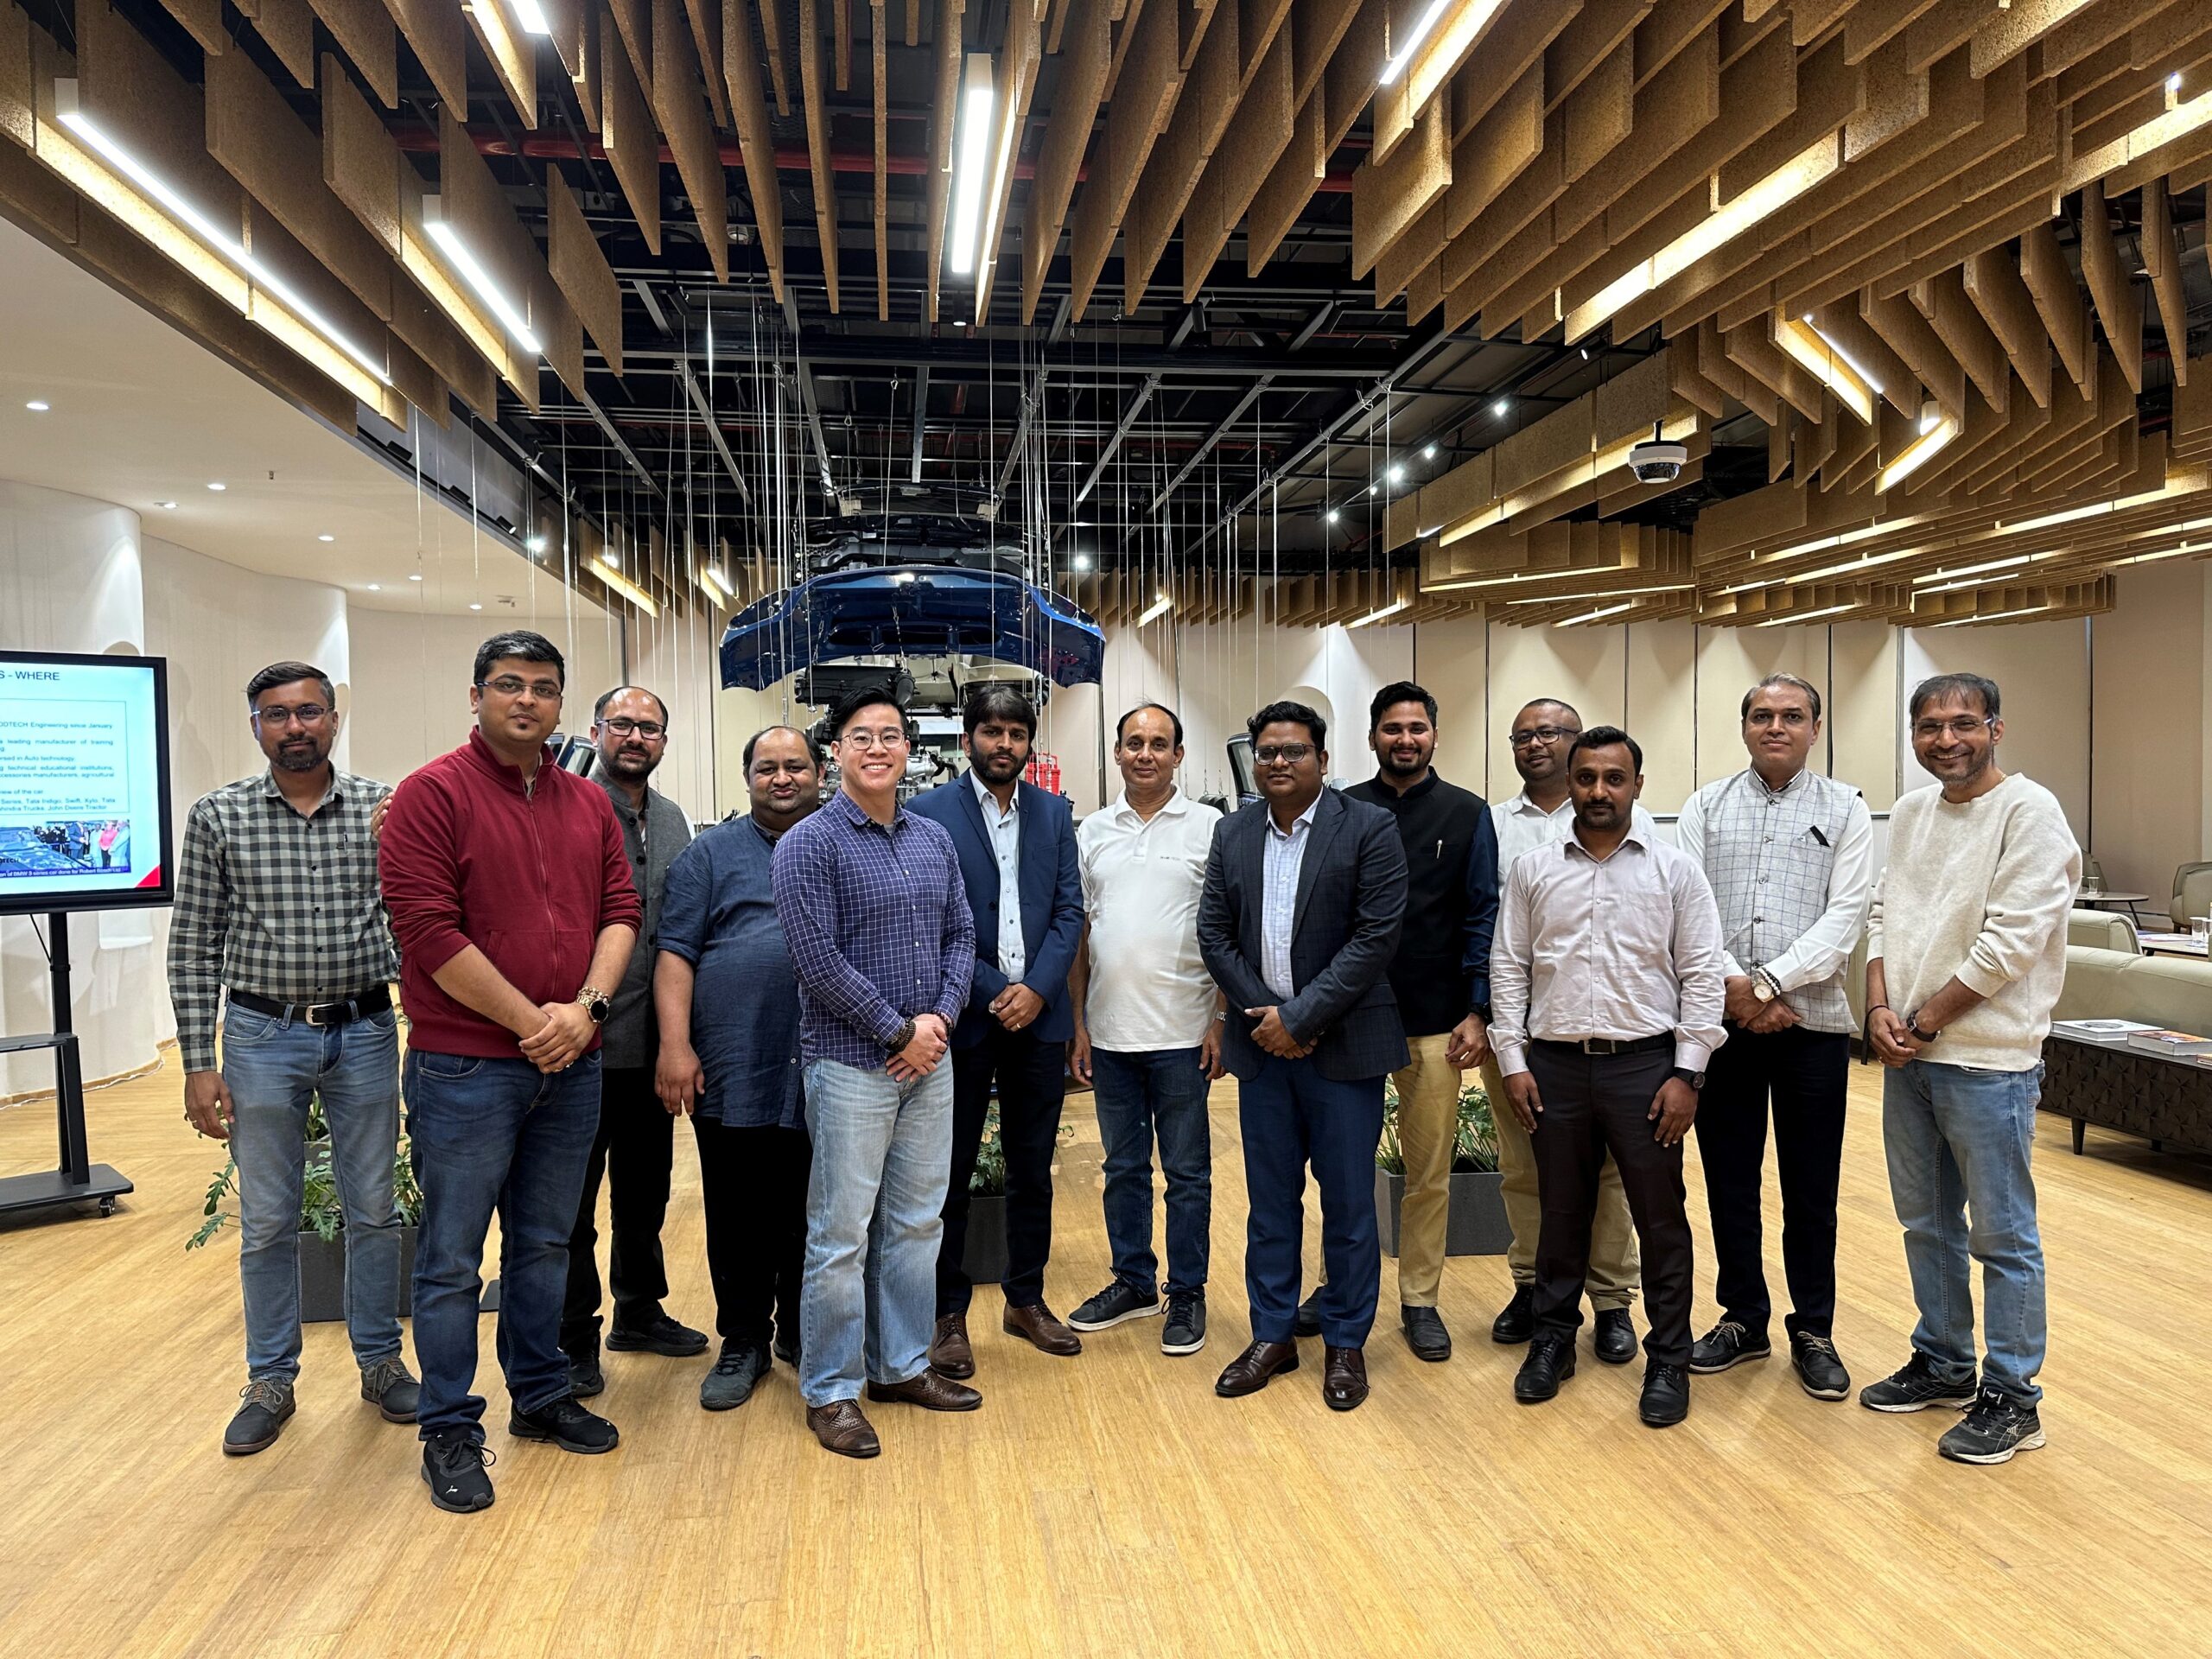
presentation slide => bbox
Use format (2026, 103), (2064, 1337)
(0, 652), (173, 914)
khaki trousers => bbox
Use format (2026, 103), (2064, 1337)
(1480, 1054), (1640, 1309)
(1389, 1033), (1461, 1306)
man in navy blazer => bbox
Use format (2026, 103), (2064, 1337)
(1198, 699), (1408, 1412)
(907, 685), (1088, 1376)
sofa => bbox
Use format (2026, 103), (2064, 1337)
(2067, 907), (2141, 952)
(2044, 944), (2212, 1156)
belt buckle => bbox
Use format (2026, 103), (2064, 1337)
(1580, 1037), (1618, 1056)
(304, 1002), (339, 1027)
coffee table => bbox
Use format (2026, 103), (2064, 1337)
(2042, 1028), (2212, 1157)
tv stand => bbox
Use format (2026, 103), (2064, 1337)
(0, 912), (134, 1219)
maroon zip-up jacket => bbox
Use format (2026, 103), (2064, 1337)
(380, 728), (643, 1058)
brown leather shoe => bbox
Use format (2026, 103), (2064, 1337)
(865, 1370), (983, 1411)
(1214, 1338), (1300, 1397)
(805, 1400), (881, 1459)
(930, 1313), (975, 1379)
(1002, 1301), (1084, 1357)
(1323, 1345), (1370, 1411)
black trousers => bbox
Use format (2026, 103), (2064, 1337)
(560, 1065), (672, 1354)
(1528, 1043), (1694, 1368)
(692, 1116), (810, 1351)
(939, 1026), (1068, 1317)
(1694, 1024), (1849, 1339)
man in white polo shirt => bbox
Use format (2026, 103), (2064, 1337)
(1066, 702), (1225, 1357)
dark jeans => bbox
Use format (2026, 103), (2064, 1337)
(939, 1026), (1068, 1316)
(694, 1117), (811, 1352)
(405, 1050), (601, 1440)
(1695, 1025), (1849, 1339)
(561, 1065), (674, 1355)
(1090, 1046), (1214, 1300)
(1237, 1053), (1385, 1349)
(1527, 1043), (1694, 1368)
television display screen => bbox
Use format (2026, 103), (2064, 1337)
(0, 651), (174, 915)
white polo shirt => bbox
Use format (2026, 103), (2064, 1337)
(1076, 787), (1224, 1052)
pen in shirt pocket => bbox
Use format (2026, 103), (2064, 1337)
(1807, 825), (1830, 847)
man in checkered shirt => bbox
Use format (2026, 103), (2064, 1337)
(167, 660), (417, 1459)
(1675, 673), (1872, 1403)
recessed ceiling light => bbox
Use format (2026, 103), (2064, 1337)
(409, 572), (423, 582)
(526, 536), (548, 553)
(1325, 508), (1339, 524)
(366, 583), (381, 592)
(156, 499), (176, 510)
(1388, 464), (1405, 484)
(1072, 553), (1093, 571)
(317, 533), (334, 543)
(1493, 399), (1510, 417)
(207, 481), (226, 491)
(24, 399), (49, 412)
(468, 601), (483, 611)
(1422, 443), (1437, 460)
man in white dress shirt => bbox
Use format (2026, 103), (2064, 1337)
(1490, 727), (1726, 1428)
(1675, 674), (1871, 1402)
(1473, 698), (1655, 1367)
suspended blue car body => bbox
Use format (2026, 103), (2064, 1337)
(719, 564), (1105, 690)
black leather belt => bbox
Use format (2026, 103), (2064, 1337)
(1533, 1033), (1672, 1058)
(228, 986), (391, 1027)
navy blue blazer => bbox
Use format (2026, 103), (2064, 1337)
(906, 777), (1085, 1048)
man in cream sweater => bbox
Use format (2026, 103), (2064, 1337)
(1862, 671), (2079, 1465)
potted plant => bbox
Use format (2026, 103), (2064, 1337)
(1373, 1074), (1511, 1256)
(188, 1100), (425, 1324)
(961, 1097), (1075, 1284)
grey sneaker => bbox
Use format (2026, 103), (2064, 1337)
(700, 1342), (770, 1412)
(1067, 1281), (1162, 1332)
(1859, 1351), (1978, 1413)
(223, 1377), (296, 1456)
(1938, 1386), (2046, 1465)
(360, 1357), (421, 1423)
(1161, 1292), (1207, 1356)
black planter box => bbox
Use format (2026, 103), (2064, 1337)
(298, 1225), (417, 1323)
(963, 1193), (1009, 1284)
(1373, 1168), (1511, 1257)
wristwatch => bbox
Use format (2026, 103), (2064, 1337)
(575, 987), (611, 1024)
(1750, 967), (1779, 1005)
(1904, 1013), (1939, 1045)
(1669, 1066), (1706, 1090)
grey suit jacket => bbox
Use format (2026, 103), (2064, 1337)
(1197, 788), (1410, 1083)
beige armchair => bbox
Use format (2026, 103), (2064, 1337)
(2068, 908), (2140, 951)
(2172, 862), (2212, 931)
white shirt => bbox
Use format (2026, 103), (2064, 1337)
(1675, 766), (1873, 990)
(972, 772), (1026, 983)
(1261, 793), (1322, 1001)
(1490, 826), (1728, 1077)
(1491, 789), (1659, 878)
(1077, 787), (1224, 1050)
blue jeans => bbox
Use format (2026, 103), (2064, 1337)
(799, 1058), (953, 1407)
(1883, 1059), (2048, 1402)
(221, 1002), (403, 1382)
(1090, 1046), (1214, 1300)
(1237, 1055), (1385, 1348)
(404, 1050), (602, 1440)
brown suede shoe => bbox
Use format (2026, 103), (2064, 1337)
(1214, 1338), (1300, 1397)
(930, 1313), (975, 1379)
(1002, 1301), (1084, 1356)
(805, 1400), (881, 1459)
(1323, 1345), (1370, 1411)
(865, 1370), (983, 1411)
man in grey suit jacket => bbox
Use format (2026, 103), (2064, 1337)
(1198, 700), (1408, 1412)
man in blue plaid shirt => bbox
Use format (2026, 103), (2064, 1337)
(167, 660), (417, 1459)
(772, 687), (978, 1459)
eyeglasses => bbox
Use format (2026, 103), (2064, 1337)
(478, 676), (564, 701)
(1745, 709), (1812, 728)
(601, 716), (665, 739)
(842, 728), (910, 751)
(1253, 742), (1313, 765)
(252, 703), (329, 727)
(1912, 715), (1993, 741)
(1508, 725), (1574, 747)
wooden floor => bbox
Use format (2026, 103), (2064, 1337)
(3, 1054), (2211, 1659)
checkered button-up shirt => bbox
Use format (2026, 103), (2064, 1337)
(166, 768), (399, 1071)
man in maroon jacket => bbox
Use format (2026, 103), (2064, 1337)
(379, 630), (642, 1515)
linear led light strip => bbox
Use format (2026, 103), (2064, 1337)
(505, 0), (554, 32)
(1136, 592), (1176, 626)
(1502, 582), (1697, 604)
(1873, 406), (1961, 493)
(1751, 601), (1862, 628)
(1552, 600), (1641, 627)
(1929, 604), (2058, 628)
(423, 195), (541, 354)
(948, 55), (997, 277)
(1345, 597), (1410, 629)
(1773, 313), (1876, 424)
(592, 556), (660, 617)
(53, 83), (390, 388)
(699, 565), (734, 601)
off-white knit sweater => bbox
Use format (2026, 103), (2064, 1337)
(1867, 772), (2082, 1073)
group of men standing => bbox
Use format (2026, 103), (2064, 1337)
(169, 631), (2080, 1514)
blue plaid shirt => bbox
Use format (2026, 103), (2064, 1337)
(771, 790), (976, 1070)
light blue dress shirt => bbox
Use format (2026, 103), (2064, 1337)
(973, 772), (1027, 984)
(1260, 793), (1321, 1001)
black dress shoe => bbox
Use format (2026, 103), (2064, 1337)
(1640, 1362), (1691, 1427)
(1513, 1335), (1576, 1403)
(1592, 1306), (1638, 1364)
(1322, 1346), (1370, 1411)
(1215, 1339), (1300, 1397)
(1401, 1304), (1452, 1362)
(1294, 1291), (1324, 1339)
(1689, 1319), (1771, 1374)
(1789, 1332), (1852, 1401)
(607, 1314), (709, 1357)
(1491, 1286), (1535, 1344)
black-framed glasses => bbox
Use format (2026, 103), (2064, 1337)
(252, 703), (330, 727)
(1508, 725), (1574, 747)
(1253, 742), (1313, 765)
(601, 716), (665, 739)
(478, 676), (564, 701)
(1913, 715), (1993, 741)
